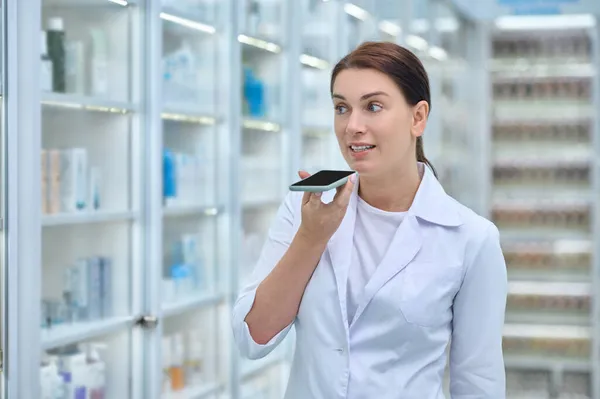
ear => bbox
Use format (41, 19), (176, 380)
(411, 100), (429, 138)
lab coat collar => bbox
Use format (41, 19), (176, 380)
(408, 163), (463, 227)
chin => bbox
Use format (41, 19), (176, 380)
(349, 161), (375, 175)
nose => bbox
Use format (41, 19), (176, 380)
(345, 110), (366, 135)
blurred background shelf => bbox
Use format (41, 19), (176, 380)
(4, 1), (599, 399)
(162, 291), (224, 318)
(41, 316), (135, 350)
(42, 210), (137, 226)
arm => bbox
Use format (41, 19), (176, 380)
(449, 224), (508, 399)
(232, 192), (325, 359)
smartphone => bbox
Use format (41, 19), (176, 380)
(289, 170), (356, 192)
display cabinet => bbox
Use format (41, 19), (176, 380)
(488, 16), (600, 399)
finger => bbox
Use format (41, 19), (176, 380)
(302, 191), (311, 205)
(309, 191), (322, 206)
(333, 174), (356, 207)
(298, 170), (311, 179)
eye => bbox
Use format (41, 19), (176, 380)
(367, 103), (383, 112)
(335, 104), (348, 115)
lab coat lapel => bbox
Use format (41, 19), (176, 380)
(326, 181), (359, 327)
(349, 214), (422, 327)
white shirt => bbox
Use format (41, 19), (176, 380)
(232, 163), (507, 399)
(347, 197), (406, 324)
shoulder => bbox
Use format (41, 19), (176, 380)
(446, 196), (502, 262)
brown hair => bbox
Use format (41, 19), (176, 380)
(330, 41), (437, 177)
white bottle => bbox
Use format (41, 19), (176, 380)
(185, 331), (205, 385)
(89, 29), (108, 96)
(40, 31), (54, 92)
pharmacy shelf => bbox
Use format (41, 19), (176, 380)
(504, 323), (592, 340)
(300, 54), (330, 70)
(163, 205), (221, 218)
(42, 210), (138, 226)
(163, 381), (222, 399)
(491, 62), (595, 80)
(302, 125), (331, 138)
(162, 291), (224, 318)
(41, 92), (136, 114)
(242, 197), (282, 209)
(41, 316), (135, 350)
(238, 34), (282, 54)
(508, 281), (591, 296)
(161, 109), (217, 125)
(504, 355), (591, 373)
(43, 0), (136, 8)
(242, 118), (281, 132)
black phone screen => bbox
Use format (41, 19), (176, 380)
(291, 170), (355, 187)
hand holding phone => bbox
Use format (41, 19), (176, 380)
(289, 170), (356, 192)
(293, 170), (357, 245)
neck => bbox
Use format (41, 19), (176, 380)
(358, 162), (422, 212)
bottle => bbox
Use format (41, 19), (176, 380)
(89, 29), (108, 96)
(170, 334), (185, 391)
(47, 17), (66, 93)
(40, 31), (54, 92)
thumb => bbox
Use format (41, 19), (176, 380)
(298, 170), (312, 205)
(334, 173), (356, 207)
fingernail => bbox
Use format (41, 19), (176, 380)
(314, 192), (322, 197)
(350, 173), (357, 183)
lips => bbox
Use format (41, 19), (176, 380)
(349, 143), (376, 153)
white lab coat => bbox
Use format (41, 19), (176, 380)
(232, 164), (508, 399)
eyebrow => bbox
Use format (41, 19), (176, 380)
(332, 91), (389, 101)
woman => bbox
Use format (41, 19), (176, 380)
(232, 41), (507, 398)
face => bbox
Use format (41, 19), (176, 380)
(331, 68), (429, 177)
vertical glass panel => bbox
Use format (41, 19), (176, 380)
(161, 0), (221, 308)
(300, 0), (335, 172)
(241, 46), (282, 123)
(161, 0), (218, 113)
(39, 0), (135, 397)
(161, 215), (218, 306)
(161, 308), (221, 398)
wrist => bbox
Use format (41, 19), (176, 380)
(296, 226), (328, 249)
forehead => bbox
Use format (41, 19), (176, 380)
(332, 68), (399, 98)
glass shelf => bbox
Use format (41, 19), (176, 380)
(41, 316), (134, 350)
(42, 210), (137, 226)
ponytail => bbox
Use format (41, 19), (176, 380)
(416, 136), (437, 178)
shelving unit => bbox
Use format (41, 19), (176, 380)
(2, 1), (598, 399)
(489, 21), (599, 399)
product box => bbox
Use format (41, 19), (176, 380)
(41, 150), (48, 214)
(87, 257), (103, 321)
(100, 256), (112, 318)
(74, 258), (90, 321)
(58, 351), (88, 399)
(47, 149), (62, 214)
(60, 148), (88, 212)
